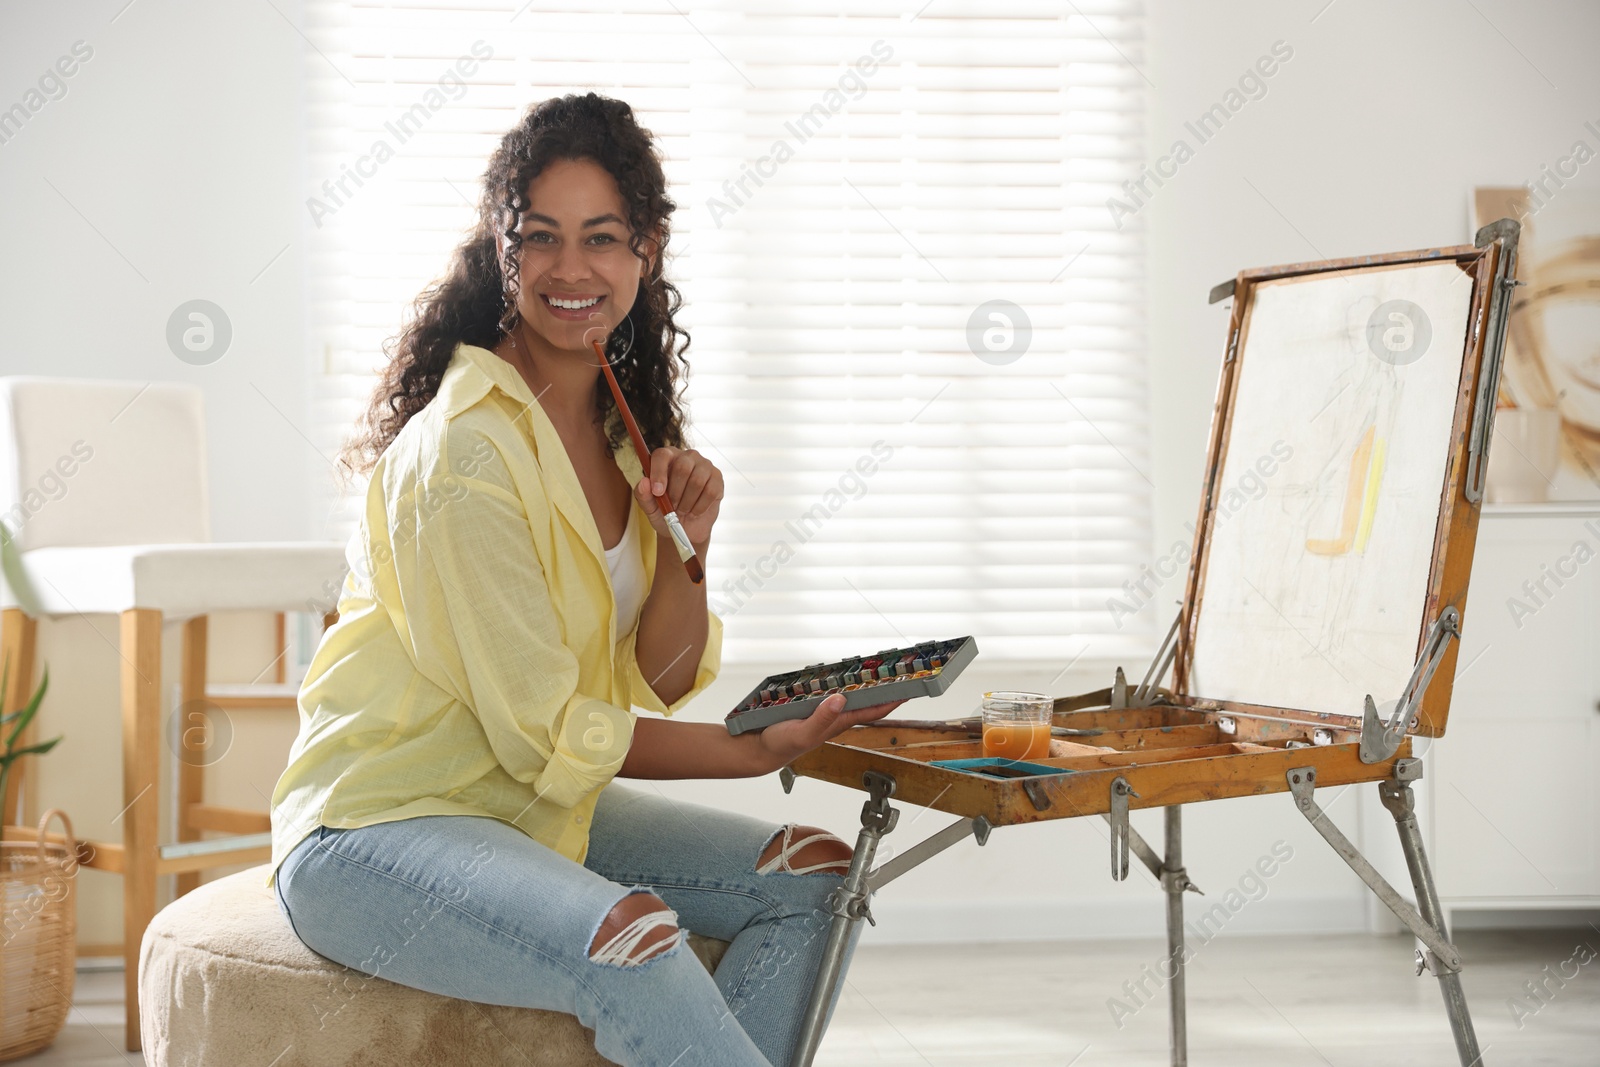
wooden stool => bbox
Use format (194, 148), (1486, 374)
(138, 864), (731, 1066)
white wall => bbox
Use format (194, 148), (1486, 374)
(5, 0), (1595, 956)
(0, 0), (319, 543)
(0, 0), (316, 952)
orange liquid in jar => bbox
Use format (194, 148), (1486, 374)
(981, 721), (1052, 761)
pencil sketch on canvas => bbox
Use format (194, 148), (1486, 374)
(1188, 260), (1476, 716)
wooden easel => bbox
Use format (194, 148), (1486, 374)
(781, 220), (1522, 1067)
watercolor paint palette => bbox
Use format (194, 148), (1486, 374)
(725, 636), (978, 736)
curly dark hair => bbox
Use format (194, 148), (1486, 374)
(337, 91), (691, 483)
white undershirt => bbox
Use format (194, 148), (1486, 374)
(603, 514), (647, 639)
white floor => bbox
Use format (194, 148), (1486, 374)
(49, 928), (1600, 1065)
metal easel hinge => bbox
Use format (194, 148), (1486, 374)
(1161, 864), (1202, 896)
(1109, 776), (1139, 881)
(1208, 278), (1236, 305)
(1416, 947), (1449, 977)
(860, 770), (899, 835)
(1096, 810), (1201, 893)
(826, 880), (876, 926)
(825, 771), (903, 929)
(1359, 606), (1460, 764)
(1223, 323), (1241, 363)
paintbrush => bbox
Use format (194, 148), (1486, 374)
(869, 716), (1105, 738)
(589, 336), (705, 584)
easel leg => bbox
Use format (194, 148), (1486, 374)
(1379, 778), (1483, 1067)
(1163, 805), (1188, 1067)
(789, 771), (898, 1067)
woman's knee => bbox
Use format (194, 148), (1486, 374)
(756, 823), (853, 877)
(588, 890), (683, 966)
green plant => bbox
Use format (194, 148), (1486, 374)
(0, 657), (55, 821)
(0, 522), (60, 827)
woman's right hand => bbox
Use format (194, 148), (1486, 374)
(632, 445), (722, 548)
(753, 693), (906, 771)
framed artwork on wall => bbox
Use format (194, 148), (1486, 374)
(1472, 186), (1600, 502)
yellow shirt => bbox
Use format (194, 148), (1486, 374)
(267, 340), (722, 887)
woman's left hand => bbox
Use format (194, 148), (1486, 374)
(634, 446), (722, 548)
(753, 693), (907, 771)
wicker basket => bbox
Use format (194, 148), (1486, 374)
(0, 810), (77, 1062)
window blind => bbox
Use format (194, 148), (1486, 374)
(304, 0), (1152, 664)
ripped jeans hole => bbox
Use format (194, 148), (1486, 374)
(588, 891), (683, 968)
(756, 824), (853, 876)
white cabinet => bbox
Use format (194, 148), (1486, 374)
(1430, 505), (1600, 912)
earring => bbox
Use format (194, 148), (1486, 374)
(503, 289), (519, 344)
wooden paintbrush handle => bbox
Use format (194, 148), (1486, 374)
(590, 337), (705, 584)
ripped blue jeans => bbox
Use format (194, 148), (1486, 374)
(273, 780), (868, 1067)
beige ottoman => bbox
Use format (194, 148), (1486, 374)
(139, 864), (731, 1066)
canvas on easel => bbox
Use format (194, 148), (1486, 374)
(1187, 260), (1477, 716)
(775, 221), (1521, 1067)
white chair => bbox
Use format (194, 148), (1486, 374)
(0, 376), (349, 1051)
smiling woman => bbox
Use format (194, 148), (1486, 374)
(269, 92), (903, 1067)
